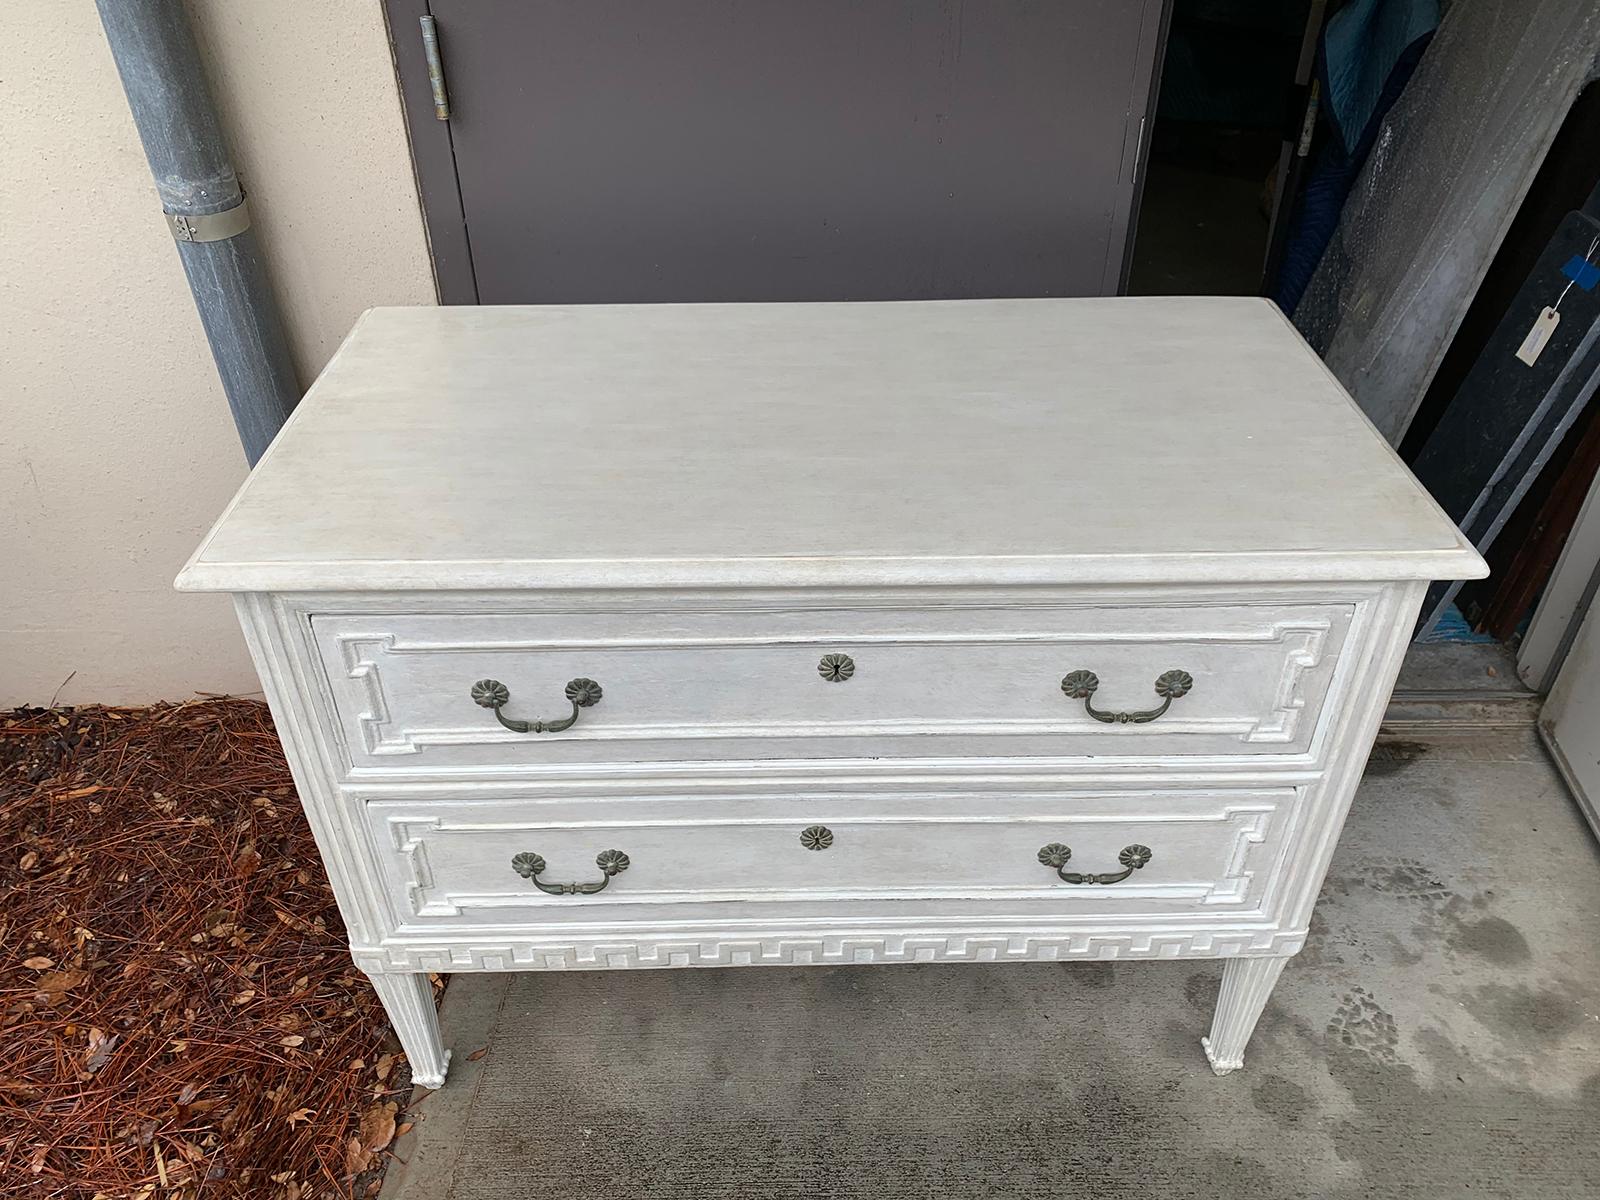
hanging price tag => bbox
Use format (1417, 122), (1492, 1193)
(1515, 306), (1561, 366)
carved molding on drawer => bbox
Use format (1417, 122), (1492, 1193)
(339, 635), (411, 756)
(1204, 808), (1272, 905)
(331, 620), (1335, 756)
(389, 816), (445, 916)
(350, 927), (1307, 974)
(380, 805), (1278, 918)
(1244, 623), (1330, 743)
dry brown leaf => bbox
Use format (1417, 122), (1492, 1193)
(373, 1052), (394, 1082)
(85, 1028), (119, 1073)
(35, 968), (88, 1001)
(395, 1121), (414, 1138)
(22, 956), (54, 970)
(6, 701), (419, 1195)
(279, 1035), (306, 1048)
(344, 1100), (400, 1177)
(356, 1101), (398, 1156)
(466, 1046), (488, 1062)
(344, 1136), (372, 1180)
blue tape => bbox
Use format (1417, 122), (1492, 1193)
(1560, 255), (1600, 291)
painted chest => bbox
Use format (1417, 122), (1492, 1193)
(178, 298), (1485, 1083)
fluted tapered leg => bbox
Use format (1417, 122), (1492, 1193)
(1201, 955), (1288, 1075)
(368, 972), (451, 1088)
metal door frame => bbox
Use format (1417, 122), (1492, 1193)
(387, 0), (478, 303)
(382, 0), (1168, 305)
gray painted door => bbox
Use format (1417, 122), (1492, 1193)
(399, 0), (1166, 303)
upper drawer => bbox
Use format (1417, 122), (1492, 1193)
(311, 601), (1354, 775)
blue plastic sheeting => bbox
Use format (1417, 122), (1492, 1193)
(1273, 0), (1438, 315)
(1415, 604), (1500, 645)
(1322, 0), (1440, 153)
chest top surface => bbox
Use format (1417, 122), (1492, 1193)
(177, 297), (1484, 592)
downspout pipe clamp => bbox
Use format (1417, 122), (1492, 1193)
(166, 197), (251, 243)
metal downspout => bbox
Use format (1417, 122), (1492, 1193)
(95, 0), (299, 465)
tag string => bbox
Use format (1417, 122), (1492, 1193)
(1554, 235), (1600, 313)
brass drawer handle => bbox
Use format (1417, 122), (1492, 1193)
(1060, 669), (1192, 724)
(1037, 843), (1152, 885)
(511, 849), (630, 895)
(471, 677), (601, 733)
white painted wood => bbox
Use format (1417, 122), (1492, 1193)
(1201, 956), (1289, 1074)
(175, 300), (1484, 594)
(190, 302), (1487, 1085)
(1539, 599), (1600, 838)
(362, 787), (1296, 927)
(366, 972), (450, 1089)
(311, 600), (1353, 772)
(1268, 580), (1428, 935)
(352, 928), (1308, 976)
(233, 594), (386, 948)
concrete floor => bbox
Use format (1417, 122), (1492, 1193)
(382, 724), (1600, 1200)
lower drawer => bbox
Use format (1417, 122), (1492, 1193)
(364, 786), (1302, 933)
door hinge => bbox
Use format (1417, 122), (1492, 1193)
(420, 15), (450, 120)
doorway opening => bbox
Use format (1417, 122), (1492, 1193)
(1128, 0), (1313, 297)
(1132, 8), (1600, 700)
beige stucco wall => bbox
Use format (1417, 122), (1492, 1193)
(0, 2), (434, 706)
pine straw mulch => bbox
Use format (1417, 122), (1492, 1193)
(1, 700), (431, 1199)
